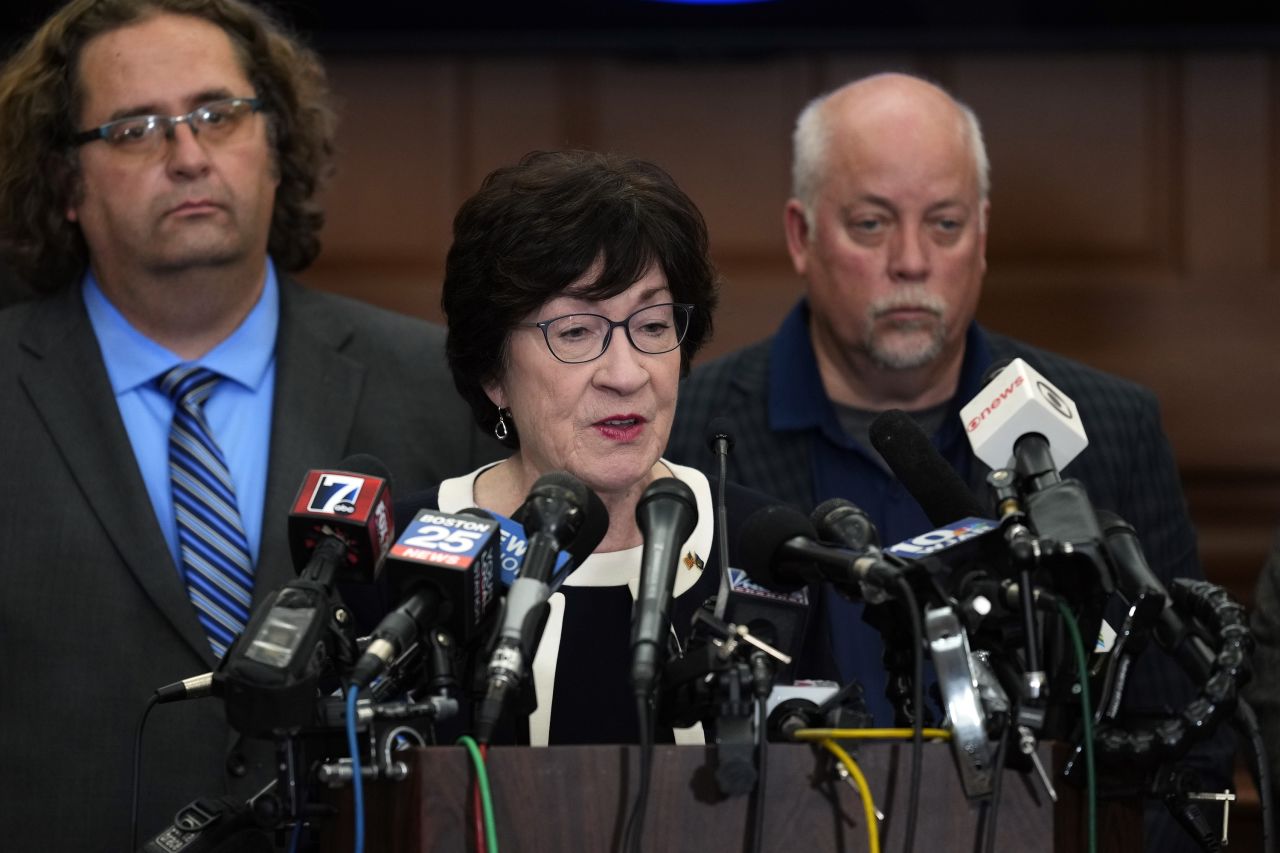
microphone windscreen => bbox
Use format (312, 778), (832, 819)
(869, 409), (985, 527)
(637, 476), (697, 517)
(571, 485), (610, 564)
(705, 417), (736, 453)
(812, 497), (879, 550)
(737, 504), (817, 592)
(530, 470), (588, 507)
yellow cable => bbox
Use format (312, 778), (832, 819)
(791, 727), (952, 741)
(817, 737), (880, 853)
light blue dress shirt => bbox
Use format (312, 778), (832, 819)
(83, 263), (279, 571)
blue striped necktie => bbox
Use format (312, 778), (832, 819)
(158, 365), (254, 660)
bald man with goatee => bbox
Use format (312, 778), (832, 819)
(668, 73), (1230, 851)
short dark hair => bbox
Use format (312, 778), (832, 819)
(443, 149), (720, 447)
(0, 0), (335, 292)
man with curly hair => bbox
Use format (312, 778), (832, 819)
(0, 1), (498, 847)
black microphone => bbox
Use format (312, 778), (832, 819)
(631, 478), (699, 696)
(705, 417), (735, 619)
(706, 416), (735, 457)
(348, 507), (503, 690)
(512, 487), (608, 574)
(476, 472), (607, 742)
(217, 456), (395, 736)
(285, 453), (396, 584)
(811, 498), (880, 551)
(738, 504), (899, 595)
(1098, 511), (1214, 682)
(869, 409), (985, 526)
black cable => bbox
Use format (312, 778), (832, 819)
(1094, 578), (1251, 765)
(978, 727), (1009, 853)
(893, 575), (925, 853)
(130, 692), (161, 851)
(1234, 699), (1275, 853)
(624, 695), (654, 853)
(748, 695), (767, 853)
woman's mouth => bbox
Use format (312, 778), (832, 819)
(593, 415), (647, 440)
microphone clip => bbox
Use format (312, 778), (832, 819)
(689, 608), (792, 669)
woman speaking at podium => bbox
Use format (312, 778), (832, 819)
(396, 149), (787, 746)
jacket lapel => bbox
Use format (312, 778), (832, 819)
(253, 280), (365, 601)
(17, 288), (215, 664)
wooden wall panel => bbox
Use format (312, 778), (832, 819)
(321, 59), (462, 263)
(1182, 54), (1273, 273)
(955, 56), (1180, 270)
(588, 58), (806, 259)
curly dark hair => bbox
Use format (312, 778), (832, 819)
(0, 0), (335, 292)
(443, 149), (720, 448)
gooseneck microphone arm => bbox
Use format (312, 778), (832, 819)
(705, 417), (736, 620)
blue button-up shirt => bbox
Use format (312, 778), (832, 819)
(83, 264), (279, 571)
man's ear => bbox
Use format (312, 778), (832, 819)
(783, 199), (812, 277)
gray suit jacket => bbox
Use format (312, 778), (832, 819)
(0, 280), (502, 849)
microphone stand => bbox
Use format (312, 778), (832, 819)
(138, 621), (463, 852)
(660, 609), (788, 797)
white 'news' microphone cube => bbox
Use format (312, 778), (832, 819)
(959, 358), (1088, 472)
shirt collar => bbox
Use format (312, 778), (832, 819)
(766, 297), (993, 443)
(83, 261), (280, 394)
(767, 300), (833, 432)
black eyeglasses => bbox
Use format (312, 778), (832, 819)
(72, 97), (264, 154)
(520, 302), (694, 364)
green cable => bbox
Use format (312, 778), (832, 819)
(457, 735), (499, 853)
(1055, 600), (1097, 853)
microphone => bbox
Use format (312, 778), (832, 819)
(811, 498), (880, 551)
(738, 504), (899, 595)
(476, 472), (608, 742)
(958, 357), (1089, 475)
(630, 478), (699, 696)
(154, 672), (215, 704)
(706, 416), (735, 457)
(348, 507), (503, 690)
(705, 417), (736, 620)
(1098, 511), (1214, 681)
(509, 488), (609, 583)
(286, 454), (396, 584)
(218, 456), (394, 735)
(869, 409), (985, 527)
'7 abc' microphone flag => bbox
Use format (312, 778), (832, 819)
(959, 357), (1088, 472)
(287, 457), (394, 583)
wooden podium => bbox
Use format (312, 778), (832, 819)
(322, 742), (1139, 852)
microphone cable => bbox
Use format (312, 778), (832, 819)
(748, 693), (768, 853)
(976, 727), (1010, 853)
(456, 736), (497, 853)
(1056, 600), (1098, 853)
(129, 692), (162, 851)
(791, 725), (954, 853)
(893, 575), (926, 853)
(813, 737), (881, 853)
(1233, 699), (1275, 853)
(623, 694), (655, 853)
(345, 687), (365, 853)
